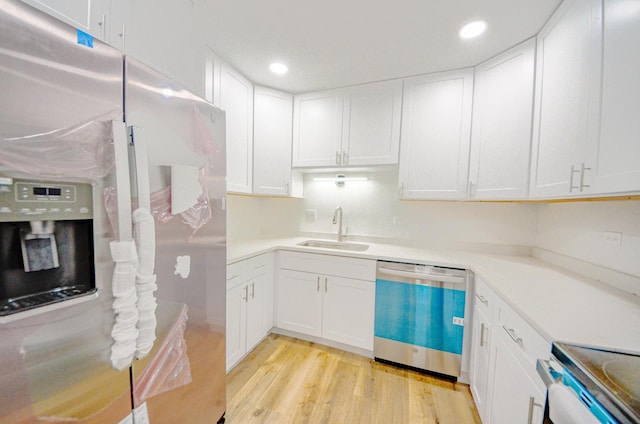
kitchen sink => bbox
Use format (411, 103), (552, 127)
(297, 240), (370, 252)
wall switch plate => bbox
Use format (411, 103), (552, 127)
(603, 231), (622, 246)
(306, 210), (317, 223)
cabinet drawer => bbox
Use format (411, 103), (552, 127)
(279, 251), (375, 281)
(247, 253), (273, 279)
(496, 298), (551, 373)
(473, 275), (495, 320)
(227, 260), (247, 290)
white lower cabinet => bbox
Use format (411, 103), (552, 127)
(276, 251), (376, 351)
(226, 253), (274, 371)
(488, 332), (545, 424)
(470, 276), (549, 424)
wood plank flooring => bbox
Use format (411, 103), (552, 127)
(227, 334), (481, 424)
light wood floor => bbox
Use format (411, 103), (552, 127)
(227, 334), (481, 424)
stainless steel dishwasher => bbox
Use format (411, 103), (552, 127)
(374, 260), (469, 379)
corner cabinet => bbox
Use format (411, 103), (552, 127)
(221, 64), (254, 194)
(276, 251), (376, 351)
(292, 80), (402, 167)
(530, 0), (603, 198)
(468, 39), (536, 200)
(399, 69), (474, 200)
(253, 86), (294, 196)
(226, 253), (274, 371)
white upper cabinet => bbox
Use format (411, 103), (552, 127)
(469, 39), (536, 200)
(253, 86), (294, 196)
(588, 0), (640, 194)
(530, 0), (603, 198)
(340, 80), (403, 166)
(20, 0), (112, 43)
(220, 64), (254, 193)
(292, 90), (344, 167)
(399, 69), (474, 200)
(292, 80), (402, 167)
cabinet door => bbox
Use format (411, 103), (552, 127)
(470, 305), (492, 423)
(399, 69), (474, 200)
(292, 91), (343, 167)
(530, 0), (602, 198)
(469, 39), (535, 200)
(322, 276), (375, 350)
(276, 270), (322, 337)
(253, 86), (293, 196)
(589, 0), (640, 194)
(488, 332), (545, 424)
(226, 283), (247, 371)
(342, 80), (402, 166)
(245, 278), (265, 351)
(20, 0), (110, 41)
(221, 64), (254, 193)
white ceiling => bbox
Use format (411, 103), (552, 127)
(205, 0), (563, 94)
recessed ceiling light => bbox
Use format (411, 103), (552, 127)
(459, 20), (487, 39)
(269, 62), (288, 74)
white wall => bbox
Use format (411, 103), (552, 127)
(536, 200), (640, 278)
(226, 194), (303, 241)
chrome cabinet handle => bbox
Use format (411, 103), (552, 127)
(243, 285), (248, 302)
(250, 282), (255, 299)
(317, 276), (320, 292)
(336, 151), (341, 165)
(227, 274), (240, 281)
(285, 182), (290, 195)
(342, 150), (348, 165)
(475, 293), (488, 306)
(569, 165), (581, 192)
(580, 162), (591, 191)
(503, 325), (522, 344)
(324, 277), (328, 293)
(254, 263), (266, 269)
(98, 14), (106, 40)
(527, 396), (543, 424)
(480, 323), (486, 347)
(468, 180), (476, 197)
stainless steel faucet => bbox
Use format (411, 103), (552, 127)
(332, 206), (345, 241)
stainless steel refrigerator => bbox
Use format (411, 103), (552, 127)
(0, 1), (227, 422)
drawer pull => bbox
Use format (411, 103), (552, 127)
(325, 277), (328, 293)
(254, 263), (266, 269)
(243, 285), (248, 302)
(250, 282), (255, 299)
(227, 274), (240, 281)
(317, 276), (320, 292)
(503, 325), (523, 344)
(480, 323), (486, 347)
(475, 293), (488, 305)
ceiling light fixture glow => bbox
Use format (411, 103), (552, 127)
(459, 20), (487, 39)
(269, 62), (288, 74)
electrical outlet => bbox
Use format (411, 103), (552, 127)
(452, 317), (465, 326)
(305, 210), (317, 223)
(603, 231), (622, 246)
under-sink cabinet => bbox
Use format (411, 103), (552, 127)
(226, 253), (274, 371)
(469, 276), (550, 424)
(276, 251), (376, 351)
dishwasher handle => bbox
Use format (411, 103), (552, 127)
(377, 267), (466, 285)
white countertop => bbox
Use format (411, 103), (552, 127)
(228, 237), (640, 353)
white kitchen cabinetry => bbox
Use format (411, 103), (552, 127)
(253, 86), (294, 196)
(588, 0), (640, 194)
(277, 251), (376, 350)
(226, 253), (274, 371)
(399, 69), (474, 200)
(469, 276), (550, 424)
(469, 39), (536, 200)
(530, 0), (602, 198)
(488, 333), (546, 424)
(220, 64), (254, 193)
(292, 80), (402, 167)
(469, 277), (495, 424)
